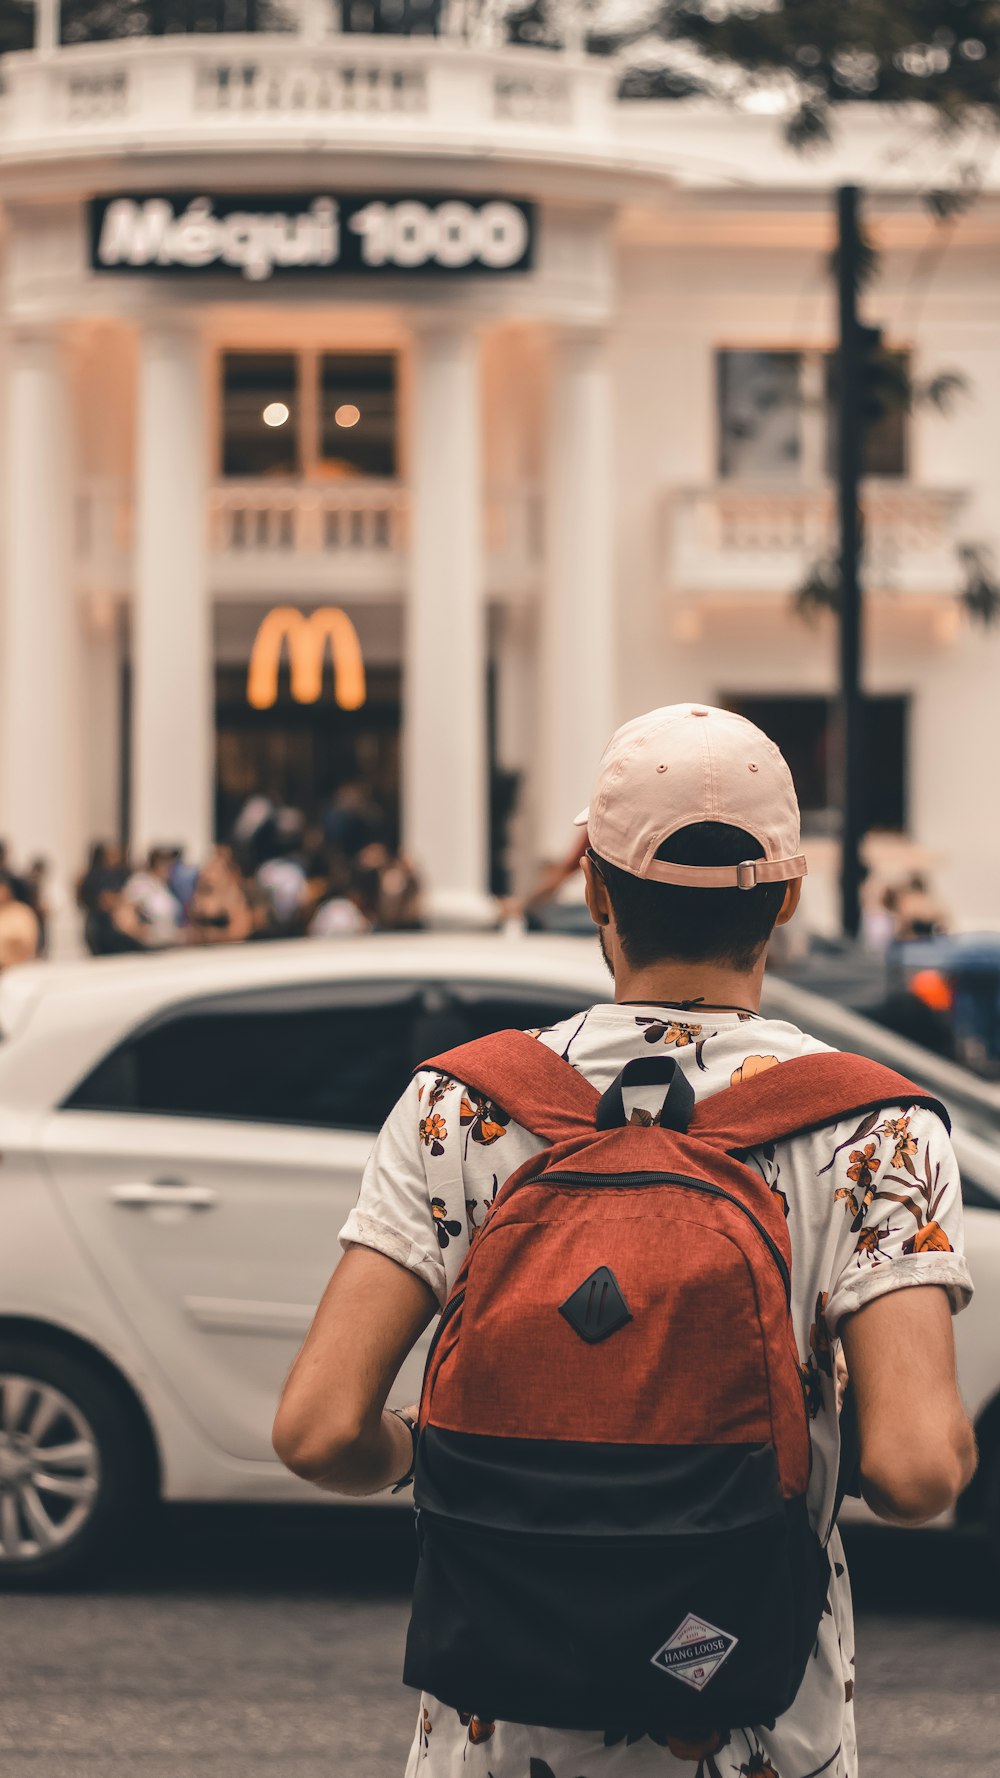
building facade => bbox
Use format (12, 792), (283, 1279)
(2, 3), (1000, 933)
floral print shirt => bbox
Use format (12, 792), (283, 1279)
(339, 1002), (973, 1778)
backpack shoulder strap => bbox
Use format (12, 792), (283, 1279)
(689, 1051), (950, 1154)
(417, 1029), (599, 1146)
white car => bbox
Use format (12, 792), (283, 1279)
(0, 935), (997, 1585)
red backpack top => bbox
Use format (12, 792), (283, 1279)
(403, 1032), (947, 1739)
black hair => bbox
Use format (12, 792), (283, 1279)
(594, 823), (788, 971)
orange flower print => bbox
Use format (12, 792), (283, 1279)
(854, 1221), (893, 1266)
(457, 1711), (495, 1748)
(460, 1092), (510, 1149)
(431, 1198), (463, 1249)
(800, 1357), (824, 1419)
(809, 1292), (833, 1378)
(835, 1142), (881, 1230)
(635, 1016), (702, 1048)
(635, 1015), (715, 1071)
(738, 1754), (781, 1778)
(903, 1220), (953, 1255)
(420, 1706), (432, 1755)
(666, 1730), (728, 1762)
(730, 1054), (779, 1087)
(847, 1143), (879, 1190)
(419, 1114), (447, 1157)
(891, 1124), (920, 1177)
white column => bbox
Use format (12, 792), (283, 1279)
(83, 607), (122, 843)
(133, 322), (212, 863)
(0, 326), (84, 950)
(404, 321), (490, 924)
(35, 0), (61, 55)
(538, 328), (616, 857)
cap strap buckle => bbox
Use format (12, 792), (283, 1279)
(735, 860), (758, 891)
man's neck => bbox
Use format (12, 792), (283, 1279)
(611, 955), (766, 1014)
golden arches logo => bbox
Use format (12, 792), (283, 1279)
(247, 607), (366, 712)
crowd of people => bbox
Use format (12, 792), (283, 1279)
(77, 785), (422, 956)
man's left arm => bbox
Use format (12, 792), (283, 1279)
(273, 1245), (437, 1496)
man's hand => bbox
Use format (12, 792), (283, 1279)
(840, 1284), (976, 1526)
(272, 1248), (437, 1496)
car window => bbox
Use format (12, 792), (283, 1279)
(63, 982), (425, 1132)
(443, 982), (593, 1044)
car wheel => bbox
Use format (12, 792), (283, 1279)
(0, 1341), (151, 1588)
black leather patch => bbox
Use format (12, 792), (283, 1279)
(559, 1266), (632, 1344)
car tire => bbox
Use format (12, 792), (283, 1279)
(0, 1340), (152, 1589)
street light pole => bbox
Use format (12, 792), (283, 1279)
(836, 184), (865, 940)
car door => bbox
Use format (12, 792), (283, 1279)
(41, 978), (429, 1463)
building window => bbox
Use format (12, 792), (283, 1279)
(717, 349), (909, 483)
(60, 1), (292, 41)
(221, 352), (299, 478)
(319, 354), (398, 478)
(219, 350), (399, 481)
(341, 0), (443, 32)
(723, 694), (908, 833)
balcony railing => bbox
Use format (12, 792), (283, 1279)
(0, 1), (610, 159)
(77, 476), (542, 598)
(211, 478), (409, 554)
(669, 483), (967, 599)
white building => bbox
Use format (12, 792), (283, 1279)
(2, 3), (999, 933)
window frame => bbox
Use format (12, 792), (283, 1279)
(715, 344), (912, 485)
(216, 346), (400, 484)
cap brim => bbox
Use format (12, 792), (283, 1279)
(573, 807), (589, 828)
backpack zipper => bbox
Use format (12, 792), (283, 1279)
(537, 1170), (791, 1304)
(425, 1170), (790, 1371)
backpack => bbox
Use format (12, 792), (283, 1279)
(403, 1031), (948, 1738)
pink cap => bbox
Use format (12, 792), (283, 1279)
(576, 704), (807, 890)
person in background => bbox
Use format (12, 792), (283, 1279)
(323, 779), (381, 859)
(503, 827), (588, 925)
(256, 808), (309, 932)
(308, 852), (373, 938)
(893, 873), (950, 943)
(188, 847), (254, 945)
(25, 857), (51, 956)
(0, 870), (40, 969)
(168, 846), (200, 919)
(123, 846), (184, 948)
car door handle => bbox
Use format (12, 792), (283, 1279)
(110, 1179), (218, 1210)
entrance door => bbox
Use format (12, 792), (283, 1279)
(214, 663), (402, 843)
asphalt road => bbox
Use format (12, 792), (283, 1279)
(2, 1511), (998, 1778)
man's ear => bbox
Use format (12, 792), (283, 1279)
(775, 878), (803, 928)
(581, 854), (611, 927)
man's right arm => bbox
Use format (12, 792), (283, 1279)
(840, 1285), (977, 1525)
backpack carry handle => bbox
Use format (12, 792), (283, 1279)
(595, 1056), (696, 1133)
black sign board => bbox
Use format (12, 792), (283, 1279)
(89, 193), (535, 281)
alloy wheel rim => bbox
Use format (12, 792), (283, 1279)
(0, 1374), (100, 1563)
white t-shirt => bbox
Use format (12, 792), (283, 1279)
(339, 1000), (973, 1778)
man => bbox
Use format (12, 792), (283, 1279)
(274, 704), (976, 1778)
(123, 845), (184, 947)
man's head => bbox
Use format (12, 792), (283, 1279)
(148, 846), (177, 881)
(577, 704), (805, 981)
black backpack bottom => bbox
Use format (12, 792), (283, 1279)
(404, 1455), (830, 1736)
